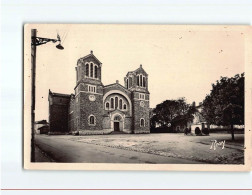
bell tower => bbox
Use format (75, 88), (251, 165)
(125, 64), (150, 133)
(74, 51), (104, 134)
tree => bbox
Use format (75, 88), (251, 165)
(151, 98), (197, 131)
(202, 73), (244, 140)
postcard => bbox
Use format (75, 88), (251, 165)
(23, 24), (252, 171)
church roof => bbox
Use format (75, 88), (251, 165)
(104, 82), (130, 92)
(126, 64), (148, 77)
(104, 81), (133, 94)
(38, 125), (49, 130)
(35, 120), (48, 124)
(49, 89), (71, 98)
(78, 50), (102, 65)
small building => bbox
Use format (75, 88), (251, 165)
(48, 92), (71, 135)
(38, 125), (49, 134)
(188, 103), (208, 134)
(34, 120), (49, 134)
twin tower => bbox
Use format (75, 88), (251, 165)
(48, 51), (150, 135)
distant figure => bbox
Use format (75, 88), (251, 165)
(184, 128), (189, 135)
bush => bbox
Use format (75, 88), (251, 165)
(195, 127), (201, 135)
(150, 126), (173, 133)
(202, 128), (209, 135)
(73, 131), (79, 136)
(184, 128), (189, 135)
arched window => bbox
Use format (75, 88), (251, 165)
(85, 64), (89, 77)
(90, 63), (93, 77)
(137, 75), (140, 86)
(89, 115), (96, 126)
(95, 66), (98, 78)
(111, 98), (114, 109)
(123, 104), (127, 110)
(115, 97), (118, 109)
(129, 77), (132, 88)
(143, 76), (146, 87)
(126, 78), (129, 89)
(140, 118), (145, 127)
(106, 102), (109, 110)
(140, 75), (143, 86)
(114, 115), (121, 121)
(119, 99), (122, 109)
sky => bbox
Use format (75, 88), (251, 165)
(27, 24), (245, 121)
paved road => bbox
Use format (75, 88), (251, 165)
(35, 135), (201, 164)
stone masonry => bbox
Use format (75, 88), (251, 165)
(48, 51), (150, 135)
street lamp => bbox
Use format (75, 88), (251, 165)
(30, 29), (64, 162)
(31, 34), (64, 49)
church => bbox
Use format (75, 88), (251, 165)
(48, 51), (150, 135)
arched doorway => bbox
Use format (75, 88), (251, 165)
(111, 114), (124, 132)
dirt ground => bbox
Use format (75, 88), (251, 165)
(35, 145), (54, 162)
(67, 133), (244, 164)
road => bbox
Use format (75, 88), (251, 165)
(35, 134), (201, 164)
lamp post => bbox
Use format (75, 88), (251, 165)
(31, 29), (64, 162)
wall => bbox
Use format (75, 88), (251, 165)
(132, 92), (150, 133)
(48, 94), (70, 134)
(79, 91), (103, 131)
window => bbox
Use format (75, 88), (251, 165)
(88, 85), (96, 93)
(140, 118), (145, 127)
(143, 76), (146, 87)
(119, 99), (122, 109)
(123, 104), (127, 110)
(137, 75), (140, 86)
(137, 74), (147, 87)
(85, 64), (89, 77)
(139, 93), (145, 100)
(86, 62), (98, 79)
(126, 78), (129, 89)
(95, 66), (98, 78)
(90, 63), (93, 77)
(114, 115), (121, 121)
(129, 77), (132, 88)
(106, 102), (109, 110)
(89, 115), (96, 126)
(111, 98), (114, 109)
(115, 97), (118, 109)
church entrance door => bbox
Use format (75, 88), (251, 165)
(114, 122), (120, 131)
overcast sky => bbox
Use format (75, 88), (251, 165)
(30, 24), (245, 121)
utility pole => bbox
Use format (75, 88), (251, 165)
(31, 29), (36, 162)
(30, 29), (64, 162)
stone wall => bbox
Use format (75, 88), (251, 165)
(79, 92), (103, 130)
(124, 117), (132, 131)
(68, 95), (76, 133)
(102, 116), (111, 129)
(48, 94), (70, 133)
(132, 92), (150, 133)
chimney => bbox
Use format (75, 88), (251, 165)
(140, 64), (142, 68)
(90, 50), (93, 54)
(116, 80), (119, 84)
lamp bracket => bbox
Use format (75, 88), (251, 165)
(31, 36), (59, 46)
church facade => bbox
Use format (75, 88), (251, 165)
(48, 51), (150, 135)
